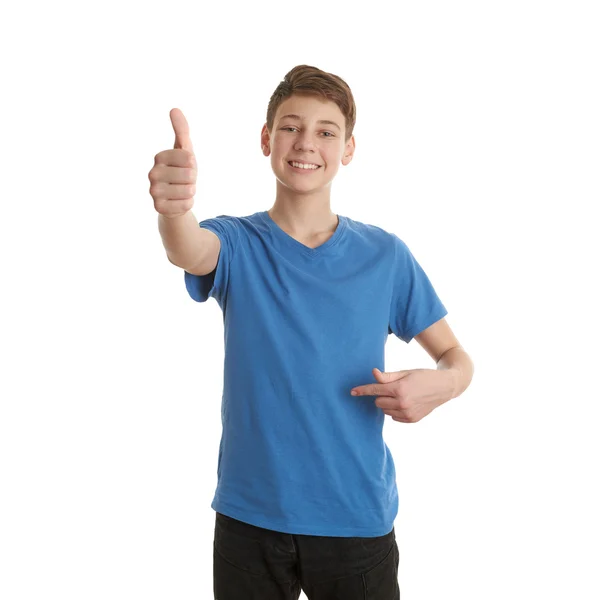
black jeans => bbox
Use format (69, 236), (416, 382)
(213, 512), (400, 599)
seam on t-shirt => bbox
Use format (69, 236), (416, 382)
(226, 216), (241, 270)
(261, 211), (346, 259)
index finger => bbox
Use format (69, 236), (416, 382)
(351, 384), (393, 397)
(170, 108), (194, 152)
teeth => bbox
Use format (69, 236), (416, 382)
(290, 161), (319, 170)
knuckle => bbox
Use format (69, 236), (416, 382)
(397, 397), (411, 411)
(149, 183), (163, 198)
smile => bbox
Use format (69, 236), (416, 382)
(288, 161), (321, 172)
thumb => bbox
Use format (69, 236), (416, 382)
(170, 108), (194, 152)
(373, 367), (410, 383)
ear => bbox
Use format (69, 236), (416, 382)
(261, 124), (271, 157)
(342, 135), (356, 165)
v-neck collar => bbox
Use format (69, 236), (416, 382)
(259, 211), (347, 258)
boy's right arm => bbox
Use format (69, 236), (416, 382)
(158, 211), (221, 276)
(149, 108), (221, 277)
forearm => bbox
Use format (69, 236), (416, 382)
(436, 346), (474, 399)
(158, 210), (209, 270)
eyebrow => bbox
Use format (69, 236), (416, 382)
(279, 114), (341, 132)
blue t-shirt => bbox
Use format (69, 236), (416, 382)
(184, 210), (447, 537)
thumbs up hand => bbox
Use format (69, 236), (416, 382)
(148, 108), (198, 219)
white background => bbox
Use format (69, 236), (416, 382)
(1, 1), (599, 599)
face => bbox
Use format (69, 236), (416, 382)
(261, 94), (355, 195)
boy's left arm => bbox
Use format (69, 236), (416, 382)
(350, 318), (474, 422)
(415, 318), (474, 399)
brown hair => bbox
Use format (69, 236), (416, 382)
(265, 65), (356, 143)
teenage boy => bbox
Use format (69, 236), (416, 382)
(149, 65), (474, 600)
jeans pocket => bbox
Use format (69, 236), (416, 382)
(214, 515), (271, 578)
(362, 540), (400, 599)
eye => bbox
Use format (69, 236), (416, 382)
(282, 127), (334, 138)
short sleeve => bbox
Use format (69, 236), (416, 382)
(388, 235), (448, 343)
(184, 215), (240, 305)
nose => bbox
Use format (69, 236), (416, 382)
(294, 131), (317, 152)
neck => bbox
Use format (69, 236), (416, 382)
(268, 176), (340, 238)
(268, 200), (338, 239)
